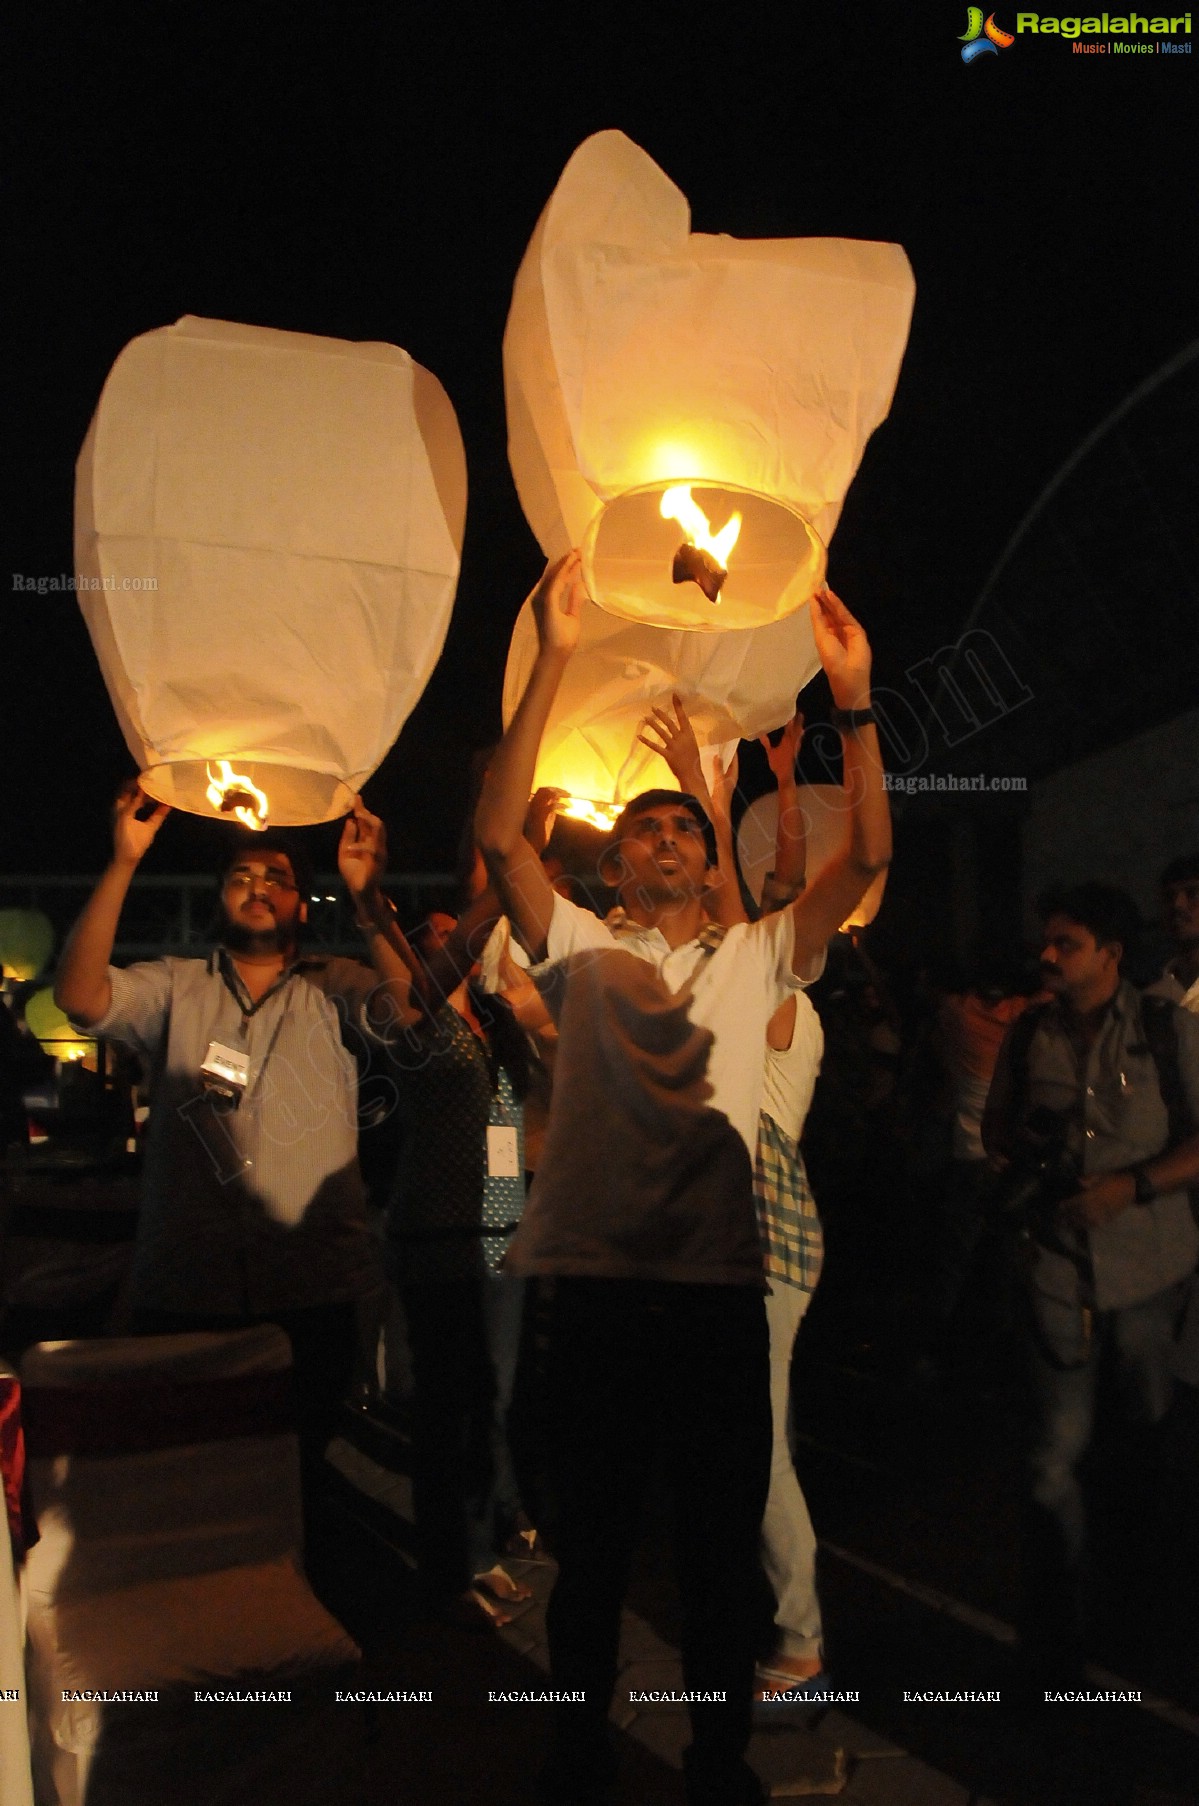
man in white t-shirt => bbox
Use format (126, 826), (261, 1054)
(475, 553), (890, 1806)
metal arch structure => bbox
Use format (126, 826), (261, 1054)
(911, 341), (1199, 784)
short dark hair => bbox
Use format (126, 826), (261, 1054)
(603, 790), (718, 871)
(1037, 882), (1141, 967)
(1160, 853), (1199, 888)
(217, 828), (314, 901)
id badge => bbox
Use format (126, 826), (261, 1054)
(486, 1124), (520, 1178)
(200, 1039), (250, 1105)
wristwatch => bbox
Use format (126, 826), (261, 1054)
(1130, 1163), (1157, 1205)
(829, 706), (877, 731)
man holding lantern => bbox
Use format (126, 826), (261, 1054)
(54, 787), (414, 1506)
(475, 552), (890, 1806)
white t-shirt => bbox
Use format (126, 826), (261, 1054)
(537, 896), (820, 1162)
(761, 991), (824, 1141)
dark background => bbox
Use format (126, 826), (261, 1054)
(6, 3), (1195, 879)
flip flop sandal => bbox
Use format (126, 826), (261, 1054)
(443, 1587), (514, 1631)
(472, 1563), (534, 1603)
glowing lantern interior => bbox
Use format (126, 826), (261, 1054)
(581, 481), (824, 632)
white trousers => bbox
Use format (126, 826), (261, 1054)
(760, 1281), (822, 1660)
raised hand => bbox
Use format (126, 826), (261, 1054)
(759, 711), (805, 790)
(524, 786), (567, 856)
(711, 748), (739, 827)
(338, 797), (389, 900)
(810, 587), (872, 711)
(112, 780), (170, 868)
(637, 693), (704, 793)
(531, 550), (587, 658)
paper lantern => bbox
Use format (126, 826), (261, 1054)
(75, 316), (466, 827)
(503, 597), (822, 826)
(504, 130), (914, 633)
(737, 787), (888, 929)
(0, 909), (54, 982)
(24, 987), (95, 1064)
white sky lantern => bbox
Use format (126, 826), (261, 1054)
(75, 316), (465, 827)
(502, 595), (822, 822)
(737, 787), (888, 929)
(504, 130), (915, 634)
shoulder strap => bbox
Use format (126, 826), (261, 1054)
(1004, 1000), (1053, 1119)
(1139, 993), (1195, 1146)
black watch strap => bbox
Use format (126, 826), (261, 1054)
(830, 706), (877, 731)
(1131, 1163), (1157, 1205)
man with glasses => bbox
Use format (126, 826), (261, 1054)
(54, 784), (414, 1503)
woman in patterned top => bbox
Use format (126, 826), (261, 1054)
(385, 912), (534, 1627)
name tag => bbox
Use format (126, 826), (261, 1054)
(200, 1040), (250, 1104)
(487, 1124), (520, 1178)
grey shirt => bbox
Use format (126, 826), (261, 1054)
(986, 980), (1199, 1311)
(88, 950), (386, 1314)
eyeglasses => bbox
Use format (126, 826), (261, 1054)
(225, 868), (298, 893)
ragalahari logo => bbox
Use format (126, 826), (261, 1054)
(960, 8), (1016, 58)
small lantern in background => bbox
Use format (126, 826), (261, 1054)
(24, 988), (96, 1066)
(502, 595), (822, 826)
(75, 316), (466, 827)
(0, 910), (55, 983)
(504, 130), (914, 633)
(737, 787), (888, 930)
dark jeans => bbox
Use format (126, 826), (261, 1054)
(401, 1276), (527, 1600)
(541, 1278), (771, 1805)
(1020, 1280), (1184, 1670)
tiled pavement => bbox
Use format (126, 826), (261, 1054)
(324, 1430), (990, 1804)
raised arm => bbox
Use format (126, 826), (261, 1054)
(475, 552), (586, 961)
(759, 712), (807, 909)
(55, 782), (170, 1026)
(637, 694), (747, 928)
(788, 588), (891, 973)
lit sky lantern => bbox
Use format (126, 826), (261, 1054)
(75, 316), (466, 827)
(0, 909), (54, 982)
(737, 787), (888, 930)
(502, 594), (822, 824)
(504, 130), (915, 633)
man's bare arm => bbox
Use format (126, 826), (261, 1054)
(475, 553), (586, 961)
(55, 783), (170, 1025)
(788, 590), (891, 971)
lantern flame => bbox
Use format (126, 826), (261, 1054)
(205, 760), (269, 832)
(660, 486), (742, 570)
(557, 795), (623, 832)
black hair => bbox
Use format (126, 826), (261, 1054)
(1036, 882), (1141, 967)
(216, 828), (315, 902)
(602, 790), (718, 871)
(1161, 853), (1199, 888)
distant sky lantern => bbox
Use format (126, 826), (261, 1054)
(0, 909), (54, 982)
(504, 130), (915, 633)
(737, 788), (888, 930)
(502, 595), (822, 824)
(75, 316), (466, 827)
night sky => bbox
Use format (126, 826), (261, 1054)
(7, 4), (1196, 879)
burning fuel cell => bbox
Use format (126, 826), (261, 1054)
(504, 130), (914, 634)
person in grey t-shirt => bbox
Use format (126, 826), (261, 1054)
(55, 782), (415, 1488)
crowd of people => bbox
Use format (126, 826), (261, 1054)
(2, 554), (1197, 1805)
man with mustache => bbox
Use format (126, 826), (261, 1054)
(983, 881), (1199, 1685)
(55, 786), (412, 1505)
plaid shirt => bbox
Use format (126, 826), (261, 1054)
(753, 1110), (824, 1295)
